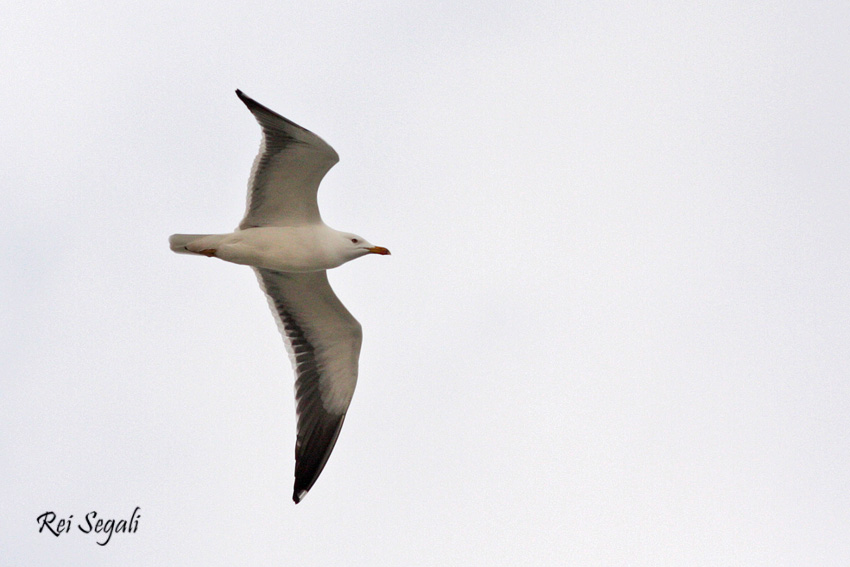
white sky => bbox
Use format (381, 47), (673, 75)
(3, 1), (849, 565)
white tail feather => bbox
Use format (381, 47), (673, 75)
(169, 234), (210, 255)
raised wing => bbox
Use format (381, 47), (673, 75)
(254, 268), (362, 503)
(236, 90), (339, 229)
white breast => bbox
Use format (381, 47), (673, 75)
(214, 226), (343, 272)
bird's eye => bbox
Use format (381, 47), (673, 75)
(351, 238), (359, 244)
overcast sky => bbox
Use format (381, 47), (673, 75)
(3, 1), (849, 565)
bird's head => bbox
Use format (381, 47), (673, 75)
(340, 233), (391, 260)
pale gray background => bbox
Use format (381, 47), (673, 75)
(2, 1), (849, 565)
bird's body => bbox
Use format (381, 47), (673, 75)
(170, 225), (377, 272)
(169, 90), (389, 503)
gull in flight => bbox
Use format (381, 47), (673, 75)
(169, 90), (390, 503)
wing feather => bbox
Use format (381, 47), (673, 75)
(236, 90), (339, 229)
(254, 268), (362, 503)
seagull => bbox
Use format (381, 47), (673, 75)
(169, 90), (390, 503)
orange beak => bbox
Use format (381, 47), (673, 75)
(367, 246), (391, 255)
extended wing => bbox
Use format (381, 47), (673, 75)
(237, 90), (339, 229)
(254, 268), (362, 503)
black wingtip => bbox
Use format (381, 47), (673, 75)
(233, 89), (314, 135)
(291, 412), (347, 504)
(235, 89), (279, 119)
(236, 89), (272, 120)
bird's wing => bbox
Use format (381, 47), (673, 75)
(236, 90), (339, 229)
(254, 268), (362, 503)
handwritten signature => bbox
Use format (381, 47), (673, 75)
(37, 507), (140, 546)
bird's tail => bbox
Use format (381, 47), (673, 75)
(169, 233), (221, 255)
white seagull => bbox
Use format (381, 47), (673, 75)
(169, 90), (390, 503)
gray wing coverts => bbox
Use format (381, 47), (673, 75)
(254, 268), (361, 503)
(236, 89), (339, 229)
